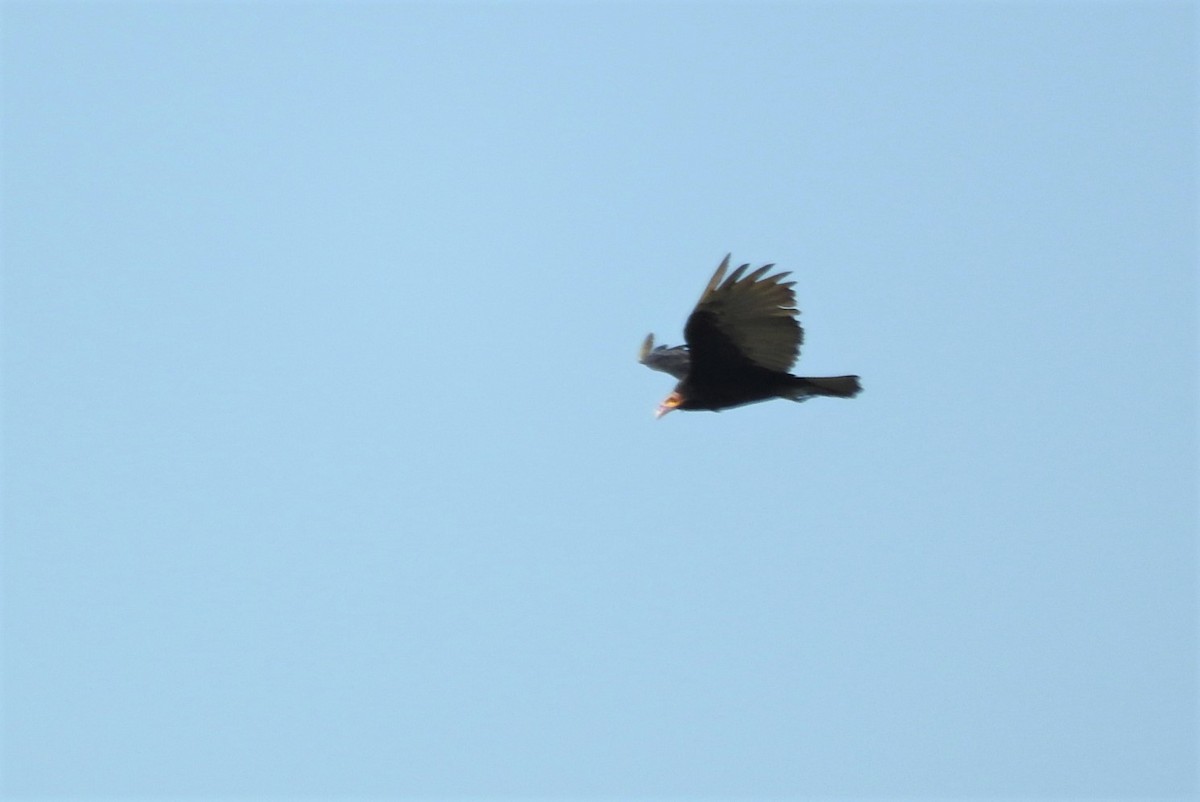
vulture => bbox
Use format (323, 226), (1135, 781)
(641, 254), (861, 418)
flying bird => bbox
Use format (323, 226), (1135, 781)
(642, 255), (861, 418)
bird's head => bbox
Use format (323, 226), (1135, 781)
(655, 391), (684, 419)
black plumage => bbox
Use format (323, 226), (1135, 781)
(643, 255), (861, 417)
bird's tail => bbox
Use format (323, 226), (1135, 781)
(784, 375), (862, 400)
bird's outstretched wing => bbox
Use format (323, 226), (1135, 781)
(638, 333), (690, 380)
(683, 254), (803, 376)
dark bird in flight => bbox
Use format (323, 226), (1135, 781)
(641, 254), (861, 418)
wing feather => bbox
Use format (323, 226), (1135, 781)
(638, 333), (691, 380)
(683, 255), (804, 374)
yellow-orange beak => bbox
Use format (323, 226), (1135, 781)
(655, 392), (682, 419)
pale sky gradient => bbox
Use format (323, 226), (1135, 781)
(3, 2), (1197, 799)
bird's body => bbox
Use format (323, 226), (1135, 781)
(642, 255), (861, 417)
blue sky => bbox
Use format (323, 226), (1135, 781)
(2, 1), (1196, 798)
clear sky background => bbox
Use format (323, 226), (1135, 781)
(2, 2), (1196, 799)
